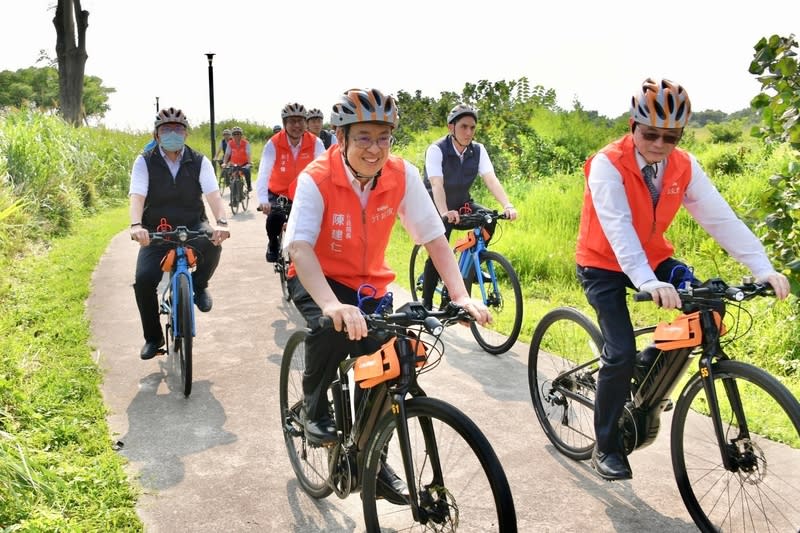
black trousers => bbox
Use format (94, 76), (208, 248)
(288, 276), (384, 421)
(265, 190), (288, 253)
(421, 201), (496, 308)
(575, 257), (690, 453)
(133, 221), (221, 342)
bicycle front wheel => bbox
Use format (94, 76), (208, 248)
(528, 307), (601, 460)
(671, 359), (800, 532)
(240, 185), (249, 212)
(177, 275), (193, 397)
(464, 250), (523, 354)
(409, 244), (450, 309)
(361, 397), (517, 532)
(278, 330), (332, 499)
(230, 180), (241, 215)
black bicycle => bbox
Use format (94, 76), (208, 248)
(280, 300), (517, 531)
(271, 196), (291, 302)
(528, 277), (800, 532)
(227, 164), (250, 215)
(409, 209), (523, 355)
(149, 224), (211, 397)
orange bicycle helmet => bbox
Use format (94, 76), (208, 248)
(330, 88), (399, 128)
(154, 107), (189, 128)
(631, 78), (691, 129)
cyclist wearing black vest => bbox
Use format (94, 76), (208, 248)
(420, 103), (518, 309)
(129, 107), (231, 360)
(306, 108), (338, 149)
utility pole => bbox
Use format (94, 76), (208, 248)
(206, 53), (216, 169)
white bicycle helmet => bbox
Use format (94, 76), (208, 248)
(447, 103), (478, 124)
(222, 128), (231, 135)
(330, 88), (399, 128)
(281, 103), (307, 119)
(631, 78), (691, 128)
(154, 107), (189, 128)
(306, 108), (324, 120)
(231, 126), (243, 134)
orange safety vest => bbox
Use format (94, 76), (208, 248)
(228, 138), (249, 166)
(576, 134), (692, 272)
(268, 130), (317, 199)
(287, 146), (406, 295)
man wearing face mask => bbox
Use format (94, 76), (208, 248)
(129, 107), (231, 360)
(256, 102), (325, 263)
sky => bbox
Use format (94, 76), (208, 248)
(2, 1), (799, 134)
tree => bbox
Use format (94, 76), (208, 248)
(53, 0), (89, 126)
(749, 33), (800, 290)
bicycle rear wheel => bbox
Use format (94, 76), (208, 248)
(464, 250), (523, 354)
(278, 330), (333, 498)
(176, 275), (193, 397)
(409, 244), (450, 309)
(671, 359), (800, 532)
(361, 396), (517, 532)
(240, 184), (249, 212)
(528, 307), (601, 460)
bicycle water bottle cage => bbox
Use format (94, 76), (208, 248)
(653, 310), (725, 350)
(354, 336), (427, 389)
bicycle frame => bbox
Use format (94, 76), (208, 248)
(457, 228), (499, 304)
(160, 247), (196, 339)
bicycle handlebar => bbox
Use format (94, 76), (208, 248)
(318, 301), (474, 336)
(633, 278), (774, 305)
(148, 226), (212, 244)
(447, 209), (508, 227)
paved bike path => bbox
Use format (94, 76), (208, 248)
(87, 197), (698, 532)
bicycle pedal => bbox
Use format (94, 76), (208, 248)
(155, 348), (167, 356)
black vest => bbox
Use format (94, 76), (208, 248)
(423, 135), (481, 210)
(320, 129), (334, 149)
(142, 146), (207, 230)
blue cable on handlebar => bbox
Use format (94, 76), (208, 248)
(357, 284), (393, 314)
(669, 264), (700, 290)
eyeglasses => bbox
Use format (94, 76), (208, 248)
(159, 124), (186, 133)
(639, 129), (682, 145)
(232, 132), (242, 136)
(350, 135), (394, 149)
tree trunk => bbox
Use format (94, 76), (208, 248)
(53, 0), (89, 126)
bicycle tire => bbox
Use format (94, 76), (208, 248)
(240, 184), (249, 212)
(528, 307), (601, 460)
(464, 250), (523, 354)
(409, 244), (450, 310)
(671, 359), (800, 532)
(177, 275), (193, 397)
(230, 180), (241, 216)
(278, 330), (333, 499)
(361, 396), (517, 532)
(218, 172), (227, 198)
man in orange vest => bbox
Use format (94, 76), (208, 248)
(222, 126), (252, 192)
(283, 88), (491, 502)
(256, 103), (325, 262)
(576, 78), (790, 481)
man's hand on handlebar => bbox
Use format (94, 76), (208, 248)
(130, 226), (151, 246)
(323, 302), (368, 340)
(452, 297), (491, 326)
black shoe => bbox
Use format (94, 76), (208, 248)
(304, 415), (337, 446)
(375, 461), (409, 505)
(266, 249), (279, 263)
(194, 289), (213, 312)
(140, 338), (165, 360)
(591, 447), (632, 481)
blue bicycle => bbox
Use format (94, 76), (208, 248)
(150, 224), (211, 397)
(409, 209), (523, 354)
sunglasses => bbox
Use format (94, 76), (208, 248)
(639, 129), (682, 145)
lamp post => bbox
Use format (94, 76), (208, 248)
(206, 53), (216, 170)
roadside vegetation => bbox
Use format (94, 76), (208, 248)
(1, 33), (798, 530)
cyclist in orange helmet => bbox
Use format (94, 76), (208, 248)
(283, 88), (491, 502)
(576, 78), (790, 481)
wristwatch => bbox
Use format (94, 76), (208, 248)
(217, 218), (228, 226)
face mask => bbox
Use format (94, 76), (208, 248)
(159, 131), (186, 152)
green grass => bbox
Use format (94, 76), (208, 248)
(0, 205), (141, 531)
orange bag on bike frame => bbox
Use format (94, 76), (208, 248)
(354, 335), (427, 389)
(160, 248), (197, 272)
(654, 310), (724, 350)
(453, 228), (490, 253)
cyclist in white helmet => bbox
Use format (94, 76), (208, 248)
(305, 107), (338, 149)
(576, 78), (790, 481)
(255, 103), (325, 262)
(128, 107), (231, 360)
(420, 103), (518, 309)
(283, 88), (491, 503)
